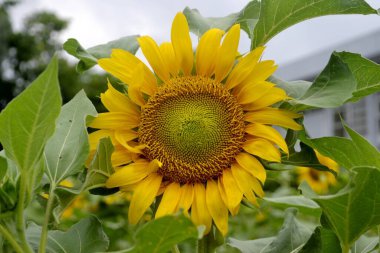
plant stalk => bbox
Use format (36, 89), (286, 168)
(0, 224), (24, 253)
(38, 185), (56, 253)
(197, 232), (218, 253)
(16, 172), (34, 253)
(378, 225), (380, 253)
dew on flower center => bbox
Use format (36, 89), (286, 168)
(139, 76), (245, 183)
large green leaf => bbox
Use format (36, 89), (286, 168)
(44, 90), (97, 185)
(228, 208), (313, 253)
(63, 35), (139, 72)
(0, 55), (61, 172)
(298, 226), (341, 253)
(351, 235), (379, 253)
(293, 53), (356, 110)
(300, 125), (380, 170)
(83, 137), (114, 191)
(252, 0), (377, 48)
(338, 52), (380, 100)
(112, 215), (198, 253)
(183, 1), (260, 37)
(264, 196), (321, 217)
(310, 167), (380, 250)
(27, 216), (109, 252)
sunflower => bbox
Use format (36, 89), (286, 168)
(297, 151), (339, 194)
(88, 13), (302, 235)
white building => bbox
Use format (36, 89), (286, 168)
(275, 30), (380, 149)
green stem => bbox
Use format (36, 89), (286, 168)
(342, 244), (350, 253)
(38, 185), (56, 253)
(171, 245), (181, 253)
(16, 173), (34, 253)
(197, 236), (207, 253)
(378, 225), (380, 253)
(0, 224), (24, 253)
(197, 232), (218, 253)
(0, 211), (13, 220)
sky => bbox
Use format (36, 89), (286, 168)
(9, 0), (380, 72)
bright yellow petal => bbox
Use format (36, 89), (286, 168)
(220, 169), (243, 211)
(235, 152), (266, 184)
(159, 42), (180, 76)
(128, 63), (146, 107)
(235, 81), (275, 105)
(114, 131), (146, 154)
(178, 183), (194, 212)
(128, 173), (163, 224)
(315, 151), (339, 173)
(171, 13), (193, 75)
(214, 24), (240, 83)
(206, 180), (228, 236)
(111, 146), (134, 167)
(245, 123), (288, 154)
(191, 183), (212, 234)
(138, 36), (170, 82)
(105, 159), (160, 188)
(243, 87), (288, 111)
(100, 81), (140, 116)
(243, 138), (281, 162)
(225, 46), (265, 90)
(245, 108), (303, 130)
(155, 182), (181, 218)
(242, 60), (277, 86)
(89, 112), (140, 130)
(231, 164), (259, 206)
(195, 28), (224, 77)
(98, 50), (157, 96)
(88, 130), (115, 152)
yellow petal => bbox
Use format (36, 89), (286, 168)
(225, 46), (265, 90)
(178, 183), (194, 212)
(236, 81), (275, 105)
(243, 138), (281, 162)
(88, 130), (115, 152)
(115, 131), (146, 154)
(214, 24), (240, 83)
(128, 63), (147, 107)
(156, 182), (181, 218)
(243, 87), (288, 111)
(245, 108), (303, 130)
(235, 152), (266, 184)
(242, 60), (277, 86)
(171, 13), (193, 75)
(98, 50), (157, 96)
(206, 180), (228, 236)
(231, 164), (259, 206)
(100, 81), (140, 116)
(159, 42), (180, 76)
(128, 173), (162, 224)
(245, 123), (288, 154)
(111, 146), (134, 167)
(220, 169), (243, 211)
(315, 151), (339, 173)
(106, 159), (152, 188)
(196, 28), (224, 77)
(191, 183), (212, 234)
(89, 112), (140, 130)
(138, 36), (170, 82)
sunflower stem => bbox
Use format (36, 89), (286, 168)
(16, 172), (34, 253)
(38, 184), (56, 253)
(197, 231), (218, 253)
(0, 223), (24, 253)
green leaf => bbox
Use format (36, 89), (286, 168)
(228, 208), (313, 253)
(269, 77), (312, 100)
(298, 226), (341, 253)
(83, 137), (114, 191)
(114, 215), (198, 253)
(252, 0), (377, 48)
(311, 167), (380, 249)
(183, 1), (260, 37)
(27, 216), (109, 253)
(63, 35), (139, 72)
(337, 52), (380, 101)
(264, 196), (321, 217)
(0, 156), (6, 181)
(294, 53), (356, 110)
(351, 235), (379, 253)
(0, 55), (61, 172)
(44, 90), (97, 185)
(299, 125), (380, 170)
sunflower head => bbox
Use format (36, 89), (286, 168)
(88, 12), (302, 235)
(297, 150), (339, 194)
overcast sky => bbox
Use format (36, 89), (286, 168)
(9, 0), (380, 70)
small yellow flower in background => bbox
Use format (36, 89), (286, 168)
(297, 151), (339, 194)
(88, 12), (302, 236)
